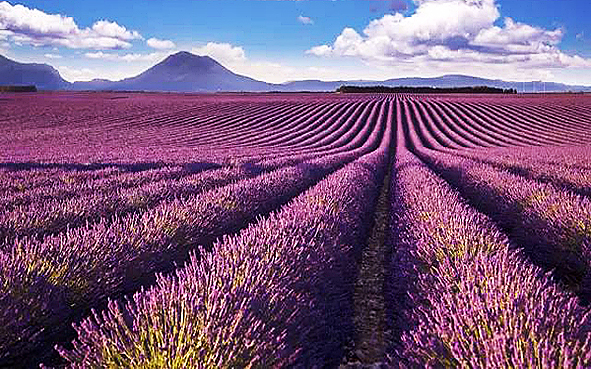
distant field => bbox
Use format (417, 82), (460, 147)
(1, 92), (591, 368)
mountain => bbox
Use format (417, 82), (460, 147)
(0, 55), (69, 90)
(278, 80), (344, 92)
(73, 52), (274, 92)
(380, 74), (591, 93)
(1, 52), (589, 93)
(71, 78), (115, 91)
(282, 74), (591, 93)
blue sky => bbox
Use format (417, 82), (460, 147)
(1, 0), (590, 85)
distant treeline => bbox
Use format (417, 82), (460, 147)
(0, 85), (37, 92)
(336, 85), (518, 94)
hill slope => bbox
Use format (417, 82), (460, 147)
(73, 52), (274, 92)
(0, 55), (69, 90)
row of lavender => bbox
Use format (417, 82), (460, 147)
(388, 148), (591, 367)
(0, 100), (389, 367)
(2, 153), (348, 366)
(410, 97), (591, 148)
(401, 94), (591, 298)
(418, 148), (591, 299)
(3, 96), (387, 367)
(0, 100), (382, 245)
(48, 97), (591, 367)
(455, 146), (591, 197)
(0, 99), (372, 203)
(53, 100), (393, 368)
(4, 93), (591, 165)
(391, 95), (591, 365)
(0, 94), (378, 163)
(2, 92), (591, 367)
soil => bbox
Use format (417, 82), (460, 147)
(341, 161), (393, 368)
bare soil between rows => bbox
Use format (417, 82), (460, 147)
(341, 157), (393, 368)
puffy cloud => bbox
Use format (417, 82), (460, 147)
(91, 20), (141, 40)
(44, 53), (62, 59)
(473, 18), (562, 50)
(84, 51), (118, 60)
(191, 42), (246, 64)
(307, 0), (591, 72)
(306, 44), (332, 57)
(297, 15), (314, 25)
(147, 37), (176, 49)
(56, 65), (99, 81)
(363, 0), (499, 45)
(0, 1), (141, 49)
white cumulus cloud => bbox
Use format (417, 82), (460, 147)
(307, 0), (591, 75)
(91, 20), (142, 40)
(147, 37), (176, 49)
(0, 1), (141, 49)
(191, 42), (247, 65)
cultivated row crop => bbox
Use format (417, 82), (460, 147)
(388, 149), (591, 367)
(1, 92), (590, 368)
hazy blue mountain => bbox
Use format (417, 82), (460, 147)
(73, 52), (275, 92)
(2, 52), (589, 93)
(71, 79), (115, 90)
(381, 74), (591, 93)
(277, 80), (344, 92)
(282, 74), (591, 93)
(0, 55), (70, 90)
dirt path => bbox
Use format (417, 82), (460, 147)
(342, 160), (393, 368)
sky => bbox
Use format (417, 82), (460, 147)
(1, 0), (590, 85)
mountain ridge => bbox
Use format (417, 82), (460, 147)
(0, 54), (70, 90)
(1, 52), (589, 93)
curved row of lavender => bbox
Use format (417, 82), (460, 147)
(2, 93), (590, 165)
(454, 146), (591, 197)
(400, 94), (591, 288)
(2, 154), (343, 365)
(0, 99), (388, 244)
(0, 96), (389, 366)
(56, 101), (393, 368)
(0, 99), (387, 245)
(388, 148), (591, 367)
(1, 92), (591, 367)
(392, 94), (591, 366)
(417, 149), (591, 300)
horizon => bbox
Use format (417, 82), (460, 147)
(1, 0), (590, 85)
(4, 50), (580, 89)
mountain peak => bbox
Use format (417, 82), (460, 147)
(170, 51), (207, 59)
(160, 51), (219, 69)
(106, 51), (270, 92)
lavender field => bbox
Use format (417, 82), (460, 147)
(1, 92), (591, 368)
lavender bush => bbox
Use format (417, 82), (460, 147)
(389, 149), (591, 368)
